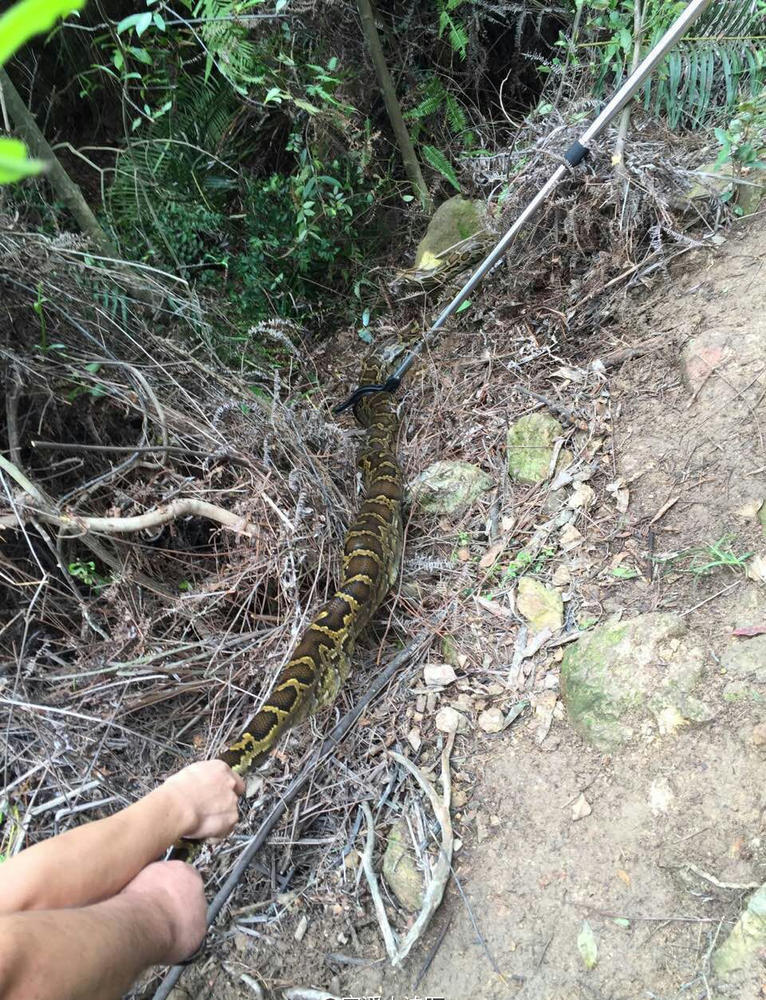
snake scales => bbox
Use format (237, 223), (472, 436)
(218, 361), (403, 776)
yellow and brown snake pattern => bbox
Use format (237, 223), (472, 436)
(218, 362), (403, 775)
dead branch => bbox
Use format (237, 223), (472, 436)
(360, 731), (455, 967)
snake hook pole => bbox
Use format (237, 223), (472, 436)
(335, 0), (714, 412)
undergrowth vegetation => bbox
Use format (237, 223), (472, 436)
(3, 0), (766, 346)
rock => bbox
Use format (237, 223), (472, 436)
(712, 882), (766, 980)
(424, 662), (458, 687)
(752, 723), (766, 747)
(737, 173), (766, 216)
(722, 635), (766, 685)
(683, 160), (737, 201)
(507, 413), (572, 484)
(382, 819), (424, 913)
(572, 793), (592, 821)
(552, 564), (572, 587)
(413, 195), (489, 272)
(435, 706), (465, 733)
(649, 777), (674, 815)
(517, 577), (564, 634)
(746, 554), (766, 583)
(409, 460), (493, 515)
(478, 707), (505, 733)
(560, 613), (710, 751)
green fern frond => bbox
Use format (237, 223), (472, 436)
(422, 144), (461, 191)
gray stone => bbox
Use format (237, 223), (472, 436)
(507, 413), (572, 485)
(560, 613), (710, 751)
(409, 460), (493, 515)
(414, 195), (488, 271)
(722, 635), (766, 685)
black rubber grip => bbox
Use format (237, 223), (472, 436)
(564, 140), (589, 166)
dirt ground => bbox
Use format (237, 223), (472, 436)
(161, 213), (766, 1000)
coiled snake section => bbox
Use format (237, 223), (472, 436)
(219, 363), (403, 775)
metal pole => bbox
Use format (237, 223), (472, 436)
(387, 0), (715, 387)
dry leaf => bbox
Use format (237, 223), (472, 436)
(560, 524), (584, 551)
(616, 869), (631, 887)
(475, 595), (515, 619)
(479, 539), (506, 569)
(577, 921), (598, 970)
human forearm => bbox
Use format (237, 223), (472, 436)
(0, 785), (190, 912)
(0, 893), (170, 1000)
(0, 759), (242, 914)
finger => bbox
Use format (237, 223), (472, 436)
(232, 771), (246, 796)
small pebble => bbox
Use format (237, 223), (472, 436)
(407, 728), (422, 752)
(572, 793), (592, 821)
(424, 662), (458, 687)
(478, 707), (505, 733)
(435, 706), (462, 733)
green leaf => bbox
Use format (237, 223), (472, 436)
(116, 11), (152, 36)
(293, 97), (321, 115)
(422, 144), (460, 191)
(611, 566), (639, 579)
(455, 298), (471, 313)
(127, 45), (152, 64)
(0, 137), (45, 184)
(613, 917), (630, 929)
(0, 0), (85, 67)
(577, 920), (598, 970)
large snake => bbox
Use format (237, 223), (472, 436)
(218, 361), (403, 775)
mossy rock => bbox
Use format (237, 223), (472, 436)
(414, 196), (488, 271)
(507, 413), (572, 485)
(560, 613), (710, 751)
(409, 460), (493, 515)
(517, 577), (564, 634)
(684, 160), (737, 201)
(382, 819), (424, 912)
(713, 883), (766, 979)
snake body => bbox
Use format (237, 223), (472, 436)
(219, 365), (403, 775)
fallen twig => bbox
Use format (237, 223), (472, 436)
(359, 731), (455, 967)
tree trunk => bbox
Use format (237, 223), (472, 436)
(356, 0), (432, 213)
(0, 66), (117, 256)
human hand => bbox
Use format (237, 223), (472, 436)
(121, 860), (206, 963)
(162, 760), (245, 840)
